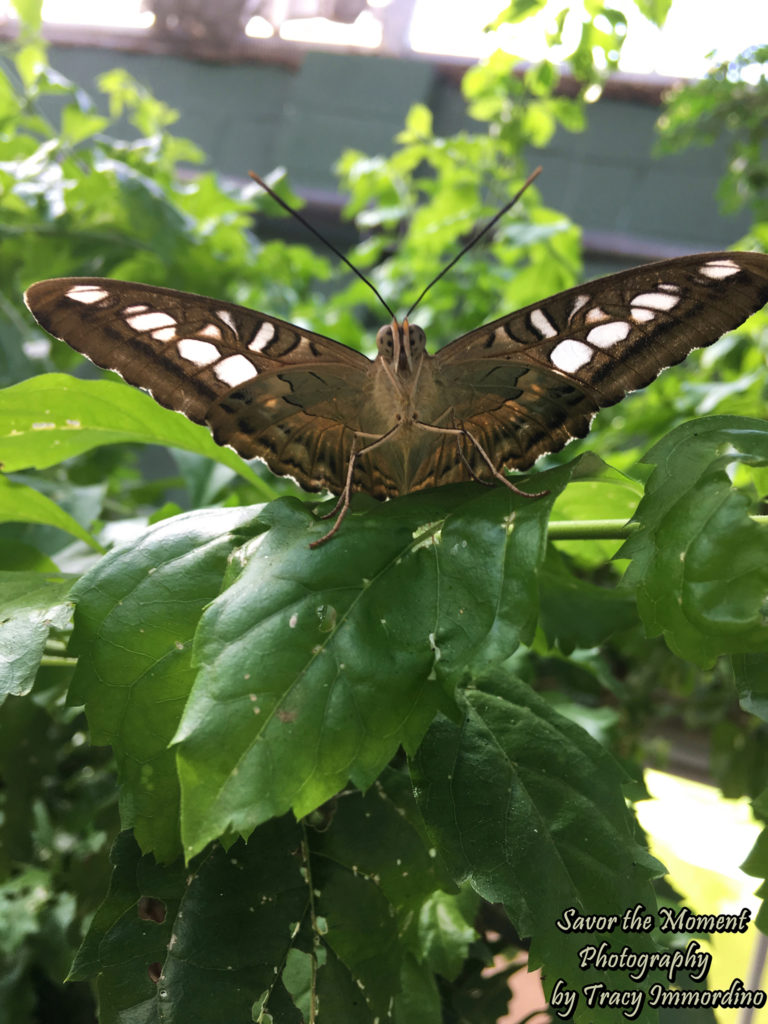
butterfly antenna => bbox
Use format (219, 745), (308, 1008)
(249, 171), (397, 320)
(404, 166), (543, 322)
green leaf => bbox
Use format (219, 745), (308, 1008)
(174, 471), (570, 857)
(411, 671), (663, 1024)
(0, 476), (101, 549)
(427, 464), (574, 680)
(731, 653), (768, 721)
(72, 822), (306, 1024)
(69, 833), (181, 1017)
(416, 890), (475, 980)
(740, 818), (768, 933)
(540, 547), (638, 654)
(0, 374), (270, 493)
(60, 105), (109, 145)
(0, 68), (21, 121)
(10, 0), (42, 31)
(310, 767), (456, 910)
(393, 955), (441, 1024)
(0, 540), (58, 572)
(315, 946), (375, 1023)
(67, 505), (259, 862)
(13, 42), (45, 91)
(65, 467), (570, 860)
(397, 103), (433, 143)
(489, 0), (549, 28)
(0, 571), (74, 699)
(634, 0), (673, 27)
(620, 417), (768, 665)
(316, 863), (403, 1017)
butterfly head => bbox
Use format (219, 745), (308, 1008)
(376, 318), (426, 376)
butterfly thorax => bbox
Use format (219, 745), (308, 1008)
(369, 319), (438, 428)
(375, 319), (426, 377)
(359, 318), (467, 493)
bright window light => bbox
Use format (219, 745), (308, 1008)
(3, 0), (766, 78)
(43, 0), (153, 28)
(410, 0), (768, 78)
(615, 0), (768, 78)
(277, 10), (381, 48)
(0, 0), (153, 28)
(244, 16), (275, 40)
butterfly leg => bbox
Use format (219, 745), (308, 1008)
(310, 423), (402, 548)
(451, 412), (493, 487)
(461, 425), (549, 497)
(417, 420), (548, 498)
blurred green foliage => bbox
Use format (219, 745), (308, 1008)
(0, 0), (767, 1021)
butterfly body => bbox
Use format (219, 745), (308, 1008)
(24, 251), (768, 541)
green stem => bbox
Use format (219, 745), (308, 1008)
(548, 513), (768, 541)
(547, 519), (639, 540)
(300, 823), (319, 1024)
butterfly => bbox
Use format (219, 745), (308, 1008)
(24, 249), (768, 546)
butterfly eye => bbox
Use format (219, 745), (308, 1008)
(375, 324), (394, 356)
(408, 324), (426, 356)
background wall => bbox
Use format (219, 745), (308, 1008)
(45, 41), (752, 278)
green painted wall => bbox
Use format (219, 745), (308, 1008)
(48, 43), (751, 264)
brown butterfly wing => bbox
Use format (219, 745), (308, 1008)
(24, 277), (375, 494)
(430, 251), (768, 479)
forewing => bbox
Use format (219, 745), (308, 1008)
(24, 277), (375, 493)
(434, 251), (768, 473)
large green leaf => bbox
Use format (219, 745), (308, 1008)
(0, 374), (271, 493)
(411, 671), (664, 1024)
(173, 469), (570, 856)
(620, 417), (768, 666)
(71, 823), (307, 1024)
(66, 468), (570, 860)
(67, 505), (259, 862)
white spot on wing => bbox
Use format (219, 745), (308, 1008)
(587, 321), (631, 348)
(550, 339), (592, 372)
(127, 311), (176, 332)
(529, 308), (557, 339)
(570, 294), (590, 318)
(178, 338), (220, 365)
(249, 321), (276, 351)
(152, 327), (177, 342)
(631, 308), (655, 323)
(214, 354), (258, 386)
(699, 259), (740, 280)
(658, 283), (680, 293)
(631, 291), (680, 311)
(216, 309), (236, 332)
(199, 323), (223, 341)
(67, 285), (108, 304)
(123, 304), (149, 314)
(585, 307), (608, 324)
